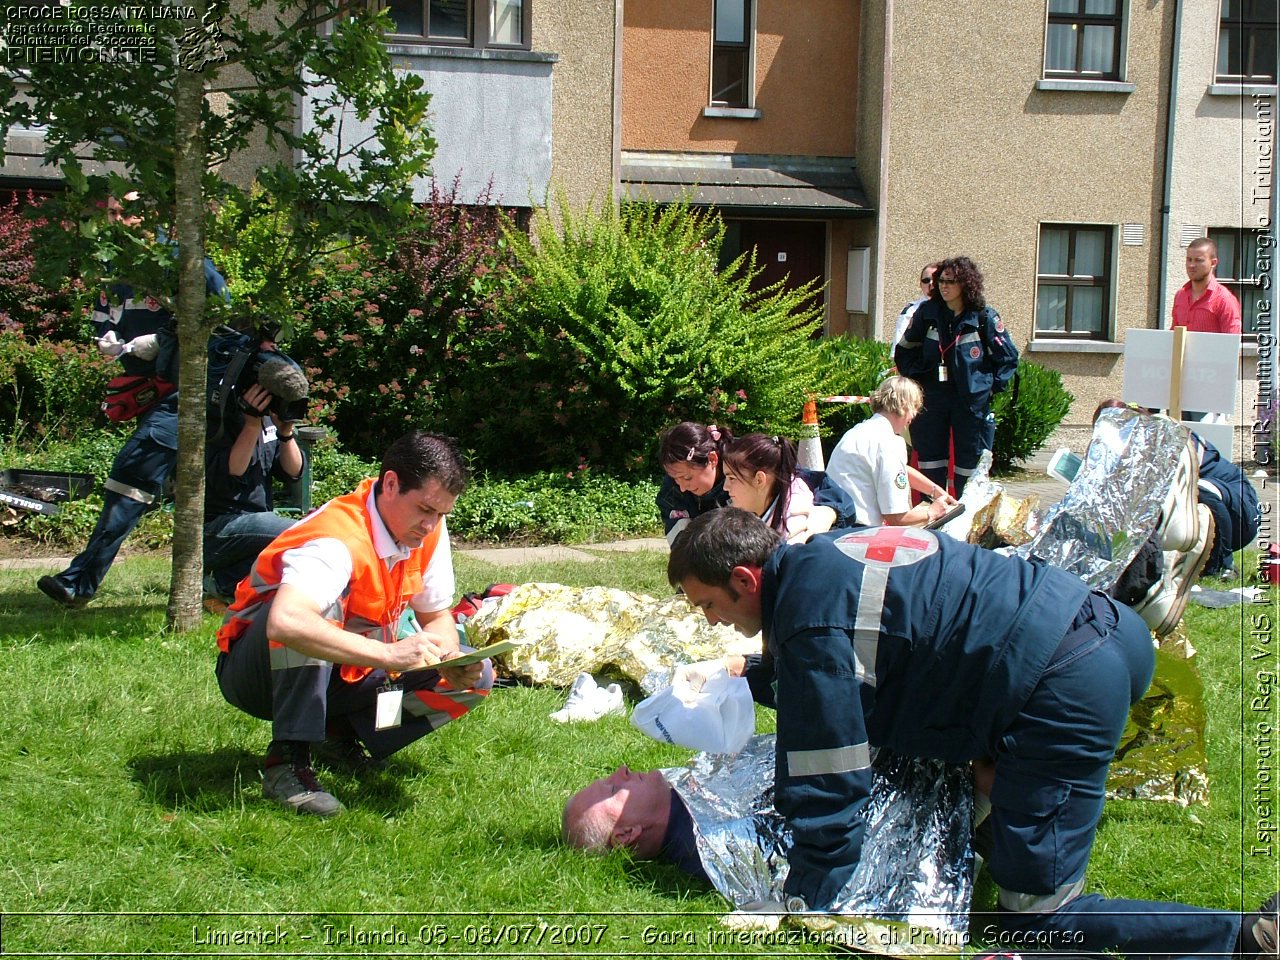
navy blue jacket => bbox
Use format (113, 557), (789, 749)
(657, 468), (862, 537)
(203, 425), (304, 524)
(93, 258), (230, 380)
(894, 299), (1019, 400)
(1196, 433), (1261, 551)
(749, 526), (1089, 910)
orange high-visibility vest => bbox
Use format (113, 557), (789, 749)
(216, 476), (443, 683)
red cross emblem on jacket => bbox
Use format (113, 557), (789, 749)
(834, 526), (939, 566)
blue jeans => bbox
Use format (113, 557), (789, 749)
(990, 595), (1241, 959)
(52, 399), (178, 601)
(203, 511), (294, 597)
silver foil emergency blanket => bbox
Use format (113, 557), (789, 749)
(666, 735), (973, 954)
(1015, 406), (1186, 590)
(1011, 407), (1209, 805)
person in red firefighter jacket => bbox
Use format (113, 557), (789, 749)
(215, 431), (493, 817)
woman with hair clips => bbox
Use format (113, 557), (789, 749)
(656, 422), (735, 545)
(719, 433), (860, 543)
(657, 422), (861, 545)
(894, 256), (1019, 497)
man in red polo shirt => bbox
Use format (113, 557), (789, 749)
(1172, 237), (1242, 334)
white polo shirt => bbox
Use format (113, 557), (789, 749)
(826, 413), (911, 526)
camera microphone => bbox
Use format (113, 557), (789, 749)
(257, 355), (309, 403)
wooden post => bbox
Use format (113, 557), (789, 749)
(1168, 324), (1187, 418)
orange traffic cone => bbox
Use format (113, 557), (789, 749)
(798, 399), (824, 471)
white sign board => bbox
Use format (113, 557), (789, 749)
(1183, 419), (1235, 455)
(1123, 329), (1240, 415)
(1180, 331), (1241, 414)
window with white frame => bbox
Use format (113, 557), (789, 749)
(1035, 224), (1113, 339)
(1208, 227), (1266, 337)
(1216, 0), (1278, 84)
(712, 0), (753, 107)
(383, 0), (529, 49)
(1044, 0), (1124, 80)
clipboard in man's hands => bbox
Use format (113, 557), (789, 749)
(412, 639), (520, 671)
(925, 503), (966, 530)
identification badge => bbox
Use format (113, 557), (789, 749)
(937, 364), (949, 382)
(375, 684), (403, 730)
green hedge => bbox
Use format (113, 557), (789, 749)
(0, 333), (116, 445)
(991, 360), (1074, 471)
(2, 432), (661, 549)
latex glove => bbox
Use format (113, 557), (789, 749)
(719, 900), (786, 933)
(125, 334), (159, 361)
(671, 659), (728, 695)
(96, 330), (125, 357)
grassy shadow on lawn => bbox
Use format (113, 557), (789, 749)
(128, 747), (262, 811)
(0, 547), (1272, 956)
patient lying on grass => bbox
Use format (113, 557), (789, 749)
(562, 735), (974, 940)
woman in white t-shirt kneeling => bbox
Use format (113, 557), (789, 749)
(827, 376), (958, 527)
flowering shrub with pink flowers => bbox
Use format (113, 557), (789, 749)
(0, 191), (90, 342)
(283, 179), (515, 460)
(282, 194), (843, 475)
(0, 191), (110, 441)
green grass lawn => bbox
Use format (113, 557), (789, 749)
(0, 550), (1275, 957)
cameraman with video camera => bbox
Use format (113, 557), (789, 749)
(202, 329), (309, 611)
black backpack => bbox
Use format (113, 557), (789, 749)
(206, 327), (257, 443)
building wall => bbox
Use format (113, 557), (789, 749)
(621, 0), (860, 156)
(372, 49), (556, 205)
(1164, 0), (1274, 457)
(536, 0), (618, 211)
(227, 1), (617, 212)
(1166, 0), (1274, 297)
(877, 0), (1174, 434)
(847, 0), (886, 340)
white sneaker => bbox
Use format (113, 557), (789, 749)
(1135, 505), (1215, 637)
(550, 673), (625, 723)
(1156, 440), (1200, 552)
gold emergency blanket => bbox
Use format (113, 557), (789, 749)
(464, 582), (761, 695)
(937, 450), (1039, 547)
(1108, 642), (1209, 805)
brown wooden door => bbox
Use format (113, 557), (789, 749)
(735, 219), (826, 308)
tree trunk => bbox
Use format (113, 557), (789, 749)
(168, 25), (210, 632)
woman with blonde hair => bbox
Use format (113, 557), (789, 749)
(826, 376), (958, 527)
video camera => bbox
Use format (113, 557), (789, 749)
(208, 324), (309, 426)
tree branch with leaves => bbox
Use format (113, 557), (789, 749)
(0, 0), (435, 629)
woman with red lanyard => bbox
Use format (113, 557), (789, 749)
(893, 256), (1019, 497)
